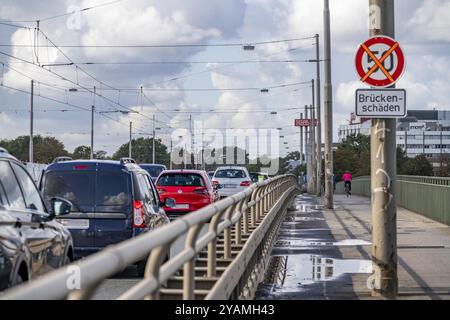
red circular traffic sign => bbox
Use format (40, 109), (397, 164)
(355, 36), (405, 87)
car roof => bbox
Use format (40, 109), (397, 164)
(139, 163), (166, 168)
(44, 159), (143, 172)
(215, 166), (247, 170)
(0, 148), (21, 162)
(159, 169), (206, 175)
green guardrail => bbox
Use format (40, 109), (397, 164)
(336, 175), (450, 226)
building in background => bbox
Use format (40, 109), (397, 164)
(338, 110), (450, 171)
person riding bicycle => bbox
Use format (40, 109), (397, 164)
(342, 170), (353, 195)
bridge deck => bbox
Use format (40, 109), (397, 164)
(256, 194), (450, 300)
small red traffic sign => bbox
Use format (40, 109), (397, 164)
(294, 119), (318, 127)
(355, 36), (405, 87)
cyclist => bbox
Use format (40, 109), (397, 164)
(342, 170), (353, 195)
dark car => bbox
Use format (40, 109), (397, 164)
(39, 157), (175, 275)
(0, 148), (73, 290)
(139, 164), (167, 182)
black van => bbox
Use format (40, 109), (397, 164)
(39, 157), (175, 275)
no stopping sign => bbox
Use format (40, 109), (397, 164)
(355, 36), (405, 87)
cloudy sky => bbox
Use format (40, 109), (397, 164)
(0, 0), (449, 159)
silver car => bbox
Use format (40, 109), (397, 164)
(212, 166), (252, 198)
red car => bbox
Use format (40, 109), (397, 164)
(155, 170), (219, 217)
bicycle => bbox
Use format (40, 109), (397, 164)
(344, 182), (351, 198)
(344, 183), (351, 197)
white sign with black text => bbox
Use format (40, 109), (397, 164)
(355, 88), (406, 118)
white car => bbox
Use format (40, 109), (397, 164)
(212, 166), (252, 198)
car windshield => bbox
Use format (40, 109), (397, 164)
(215, 169), (246, 179)
(157, 173), (205, 187)
(142, 166), (165, 177)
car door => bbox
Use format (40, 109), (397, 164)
(140, 173), (169, 229)
(9, 162), (66, 274)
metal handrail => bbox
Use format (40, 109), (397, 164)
(2, 174), (299, 300)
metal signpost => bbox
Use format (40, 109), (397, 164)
(357, 0), (406, 299)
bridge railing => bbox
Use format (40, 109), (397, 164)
(336, 175), (450, 225)
(1, 174), (300, 300)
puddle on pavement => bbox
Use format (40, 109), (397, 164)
(274, 238), (371, 249)
(284, 216), (326, 222)
(256, 254), (372, 298)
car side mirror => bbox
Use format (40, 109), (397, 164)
(51, 197), (72, 217)
(163, 197), (176, 208)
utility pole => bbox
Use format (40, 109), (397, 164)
(129, 121), (132, 158)
(29, 80), (34, 164)
(305, 105), (311, 190)
(369, 0), (398, 298)
(315, 33), (323, 196)
(90, 86), (96, 160)
(310, 79), (317, 194)
(323, 0), (334, 209)
(152, 115), (156, 164)
(189, 114), (193, 169)
(170, 139), (173, 170)
(300, 112), (304, 164)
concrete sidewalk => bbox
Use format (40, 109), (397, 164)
(327, 194), (450, 299)
(256, 193), (450, 300)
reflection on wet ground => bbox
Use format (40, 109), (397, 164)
(255, 197), (372, 299)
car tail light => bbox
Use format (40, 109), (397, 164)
(157, 188), (167, 194)
(73, 165), (89, 170)
(240, 181), (251, 187)
(194, 187), (208, 195)
(133, 200), (145, 228)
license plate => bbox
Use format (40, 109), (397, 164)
(58, 219), (90, 229)
(174, 204), (189, 209)
(223, 184), (237, 188)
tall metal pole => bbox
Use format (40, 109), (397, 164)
(90, 86), (96, 160)
(369, 0), (398, 298)
(300, 112), (304, 164)
(170, 139), (173, 170)
(29, 80), (34, 163)
(310, 79), (317, 194)
(305, 105), (311, 190)
(315, 33), (323, 196)
(323, 0), (334, 209)
(129, 121), (132, 158)
(189, 114), (193, 169)
(152, 115), (155, 164)
(90, 105), (95, 159)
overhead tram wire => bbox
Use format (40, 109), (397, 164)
(0, 36), (316, 48)
(0, 82), (150, 135)
(0, 0), (125, 24)
(2, 28), (315, 128)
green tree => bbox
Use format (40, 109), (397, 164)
(72, 145), (108, 159)
(72, 145), (91, 159)
(397, 147), (409, 174)
(333, 134), (370, 180)
(402, 154), (434, 176)
(112, 137), (169, 165)
(0, 135), (68, 163)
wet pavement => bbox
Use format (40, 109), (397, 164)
(256, 194), (372, 299)
(256, 193), (450, 300)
